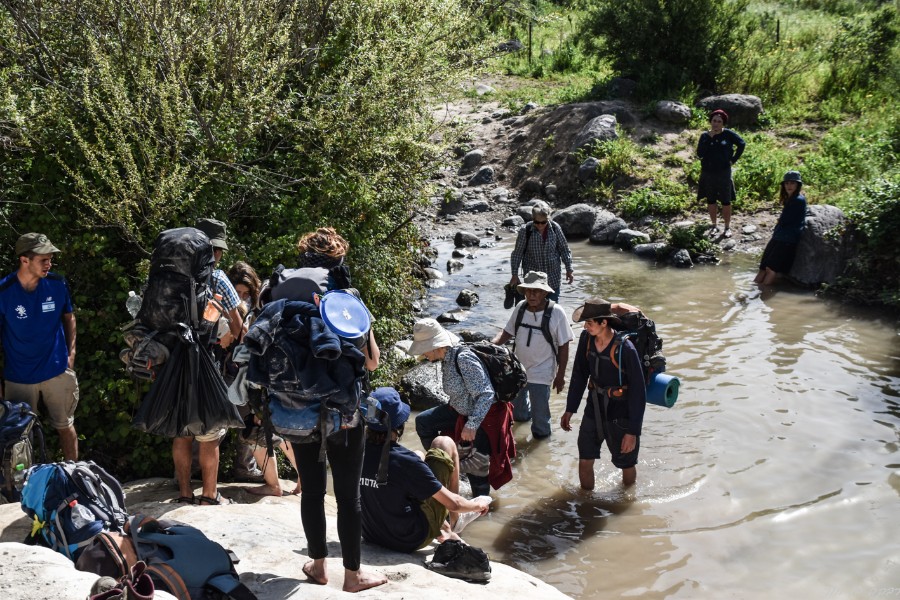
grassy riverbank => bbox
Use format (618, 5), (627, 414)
(473, 0), (898, 307)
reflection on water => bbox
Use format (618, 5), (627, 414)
(414, 234), (900, 599)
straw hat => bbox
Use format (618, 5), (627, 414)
(406, 318), (460, 356)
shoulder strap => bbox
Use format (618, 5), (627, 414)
(541, 300), (556, 354)
(146, 563), (191, 600)
(522, 223), (533, 259)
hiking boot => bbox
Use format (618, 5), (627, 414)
(708, 226), (720, 237)
(425, 540), (491, 583)
(723, 227), (733, 238)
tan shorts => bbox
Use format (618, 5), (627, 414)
(5, 369), (79, 429)
(194, 428), (227, 443)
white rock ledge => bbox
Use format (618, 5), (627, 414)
(0, 478), (572, 600)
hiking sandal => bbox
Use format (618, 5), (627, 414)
(175, 495), (196, 505)
(197, 492), (234, 506)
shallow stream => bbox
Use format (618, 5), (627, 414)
(411, 234), (900, 599)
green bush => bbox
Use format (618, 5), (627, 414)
(666, 223), (718, 258)
(0, 0), (488, 478)
(586, 136), (640, 183)
(821, 6), (900, 98)
(827, 174), (900, 307)
(617, 177), (693, 219)
(581, 0), (749, 96)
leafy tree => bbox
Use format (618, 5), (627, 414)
(0, 0), (488, 476)
(581, 0), (749, 96)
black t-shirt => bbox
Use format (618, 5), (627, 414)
(360, 441), (443, 552)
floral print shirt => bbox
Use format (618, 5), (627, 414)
(441, 346), (494, 431)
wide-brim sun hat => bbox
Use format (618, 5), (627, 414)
(407, 318), (460, 356)
(516, 270), (554, 295)
(572, 297), (623, 327)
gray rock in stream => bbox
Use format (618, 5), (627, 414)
(399, 361), (448, 409)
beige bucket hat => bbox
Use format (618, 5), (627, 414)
(406, 318), (460, 356)
(516, 271), (554, 295)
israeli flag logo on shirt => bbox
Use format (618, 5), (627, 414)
(42, 298), (55, 312)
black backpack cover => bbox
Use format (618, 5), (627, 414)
(612, 311), (666, 383)
(137, 227), (215, 334)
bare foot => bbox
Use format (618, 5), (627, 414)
(302, 560), (328, 585)
(246, 484), (286, 497)
(290, 482), (302, 495)
(343, 568), (387, 593)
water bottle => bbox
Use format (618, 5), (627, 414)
(203, 293), (224, 323)
(69, 499), (95, 531)
(12, 463), (25, 492)
(125, 291), (143, 318)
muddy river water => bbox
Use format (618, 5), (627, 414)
(411, 233), (900, 599)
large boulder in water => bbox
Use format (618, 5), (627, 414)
(552, 204), (597, 238)
(398, 361), (448, 410)
(789, 204), (849, 286)
(590, 210), (628, 244)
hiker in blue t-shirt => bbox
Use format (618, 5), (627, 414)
(0, 233), (79, 460)
(360, 387), (491, 553)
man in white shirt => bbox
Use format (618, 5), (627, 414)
(492, 271), (574, 439)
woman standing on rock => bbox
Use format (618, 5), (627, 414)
(697, 109), (746, 238)
(755, 171), (807, 286)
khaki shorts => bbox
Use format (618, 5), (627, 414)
(5, 369), (79, 429)
(194, 428), (227, 443)
(417, 448), (454, 550)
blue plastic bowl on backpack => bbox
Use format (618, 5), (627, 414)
(319, 290), (371, 339)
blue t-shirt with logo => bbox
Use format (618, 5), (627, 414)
(0, 272), (73, 384)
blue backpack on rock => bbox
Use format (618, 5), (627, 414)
(0, 399), (45, 502)
(20, 461), (128, 560)
(127, 514), (258, 600)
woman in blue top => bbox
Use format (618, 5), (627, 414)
(697, 109), (746, 238)
(755, 171), (808, 286)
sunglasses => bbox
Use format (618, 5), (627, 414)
(533, 219), (548, 225)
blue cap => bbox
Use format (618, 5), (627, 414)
(366, 387), (410, 432)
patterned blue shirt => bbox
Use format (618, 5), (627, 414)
(441, 346), (494, 431)
(509, 221), (573, 291)
(211, 269), (240, 311)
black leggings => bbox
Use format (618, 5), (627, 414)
(294, 422), (364, 571)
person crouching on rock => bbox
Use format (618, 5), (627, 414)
(755, 170), (807, 287)
(360, 387), (491, 553)
(409, 319), (515, 498)
(561, 298), (646, 489)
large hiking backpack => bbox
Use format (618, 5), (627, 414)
(137, 227), (215, 335)
(0, 400), (46, 502)
(77, 514), (257, 600)
(609, 311), (666, 385)
(21, 461), (128, 560)
(454, 341), (528, 404)
(132, 514), (256, 600)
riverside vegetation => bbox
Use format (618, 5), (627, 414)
(0, 0), (896, 475)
